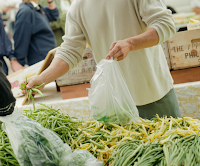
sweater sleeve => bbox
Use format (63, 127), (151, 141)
(137, 0), (176, 44)
(0, 61), (15, 116)
(54, 11), (86, 71)
(43, 6), (59, 22)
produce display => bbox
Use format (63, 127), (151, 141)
(74, 116), (200, 165)
(1, 105), (200, 165)
(24, 104), (81, 146)
(173, 12), (200, 25)
(0, 128), (18, 165)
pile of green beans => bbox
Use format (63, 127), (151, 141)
(1, 105), (200, 166)
(23, 103), (81, 145)
(105, 140), (163, 166)
(105, 133), (200, 166)
(162, 134), (200, 166)
(0, 105), (81, 165)
(0, 122), (19, 166)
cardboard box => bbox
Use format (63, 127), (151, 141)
(56, 47), (96, 86)
(168, 29), (200, 70)
(60, 83), (90, 99)
(161, 41), (172, 70)
(171, 66), (200, 84)
(187, 22), (200, 31)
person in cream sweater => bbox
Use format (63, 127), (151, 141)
(22, 0), (182, 119)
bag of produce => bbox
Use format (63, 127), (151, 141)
(0, 111), (71, 166)
(88, 59), (140, 125)
(60, 149), (103, 166)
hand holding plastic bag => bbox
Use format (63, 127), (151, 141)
(0, 111), (71, 166)
(88, 59), (140, 125)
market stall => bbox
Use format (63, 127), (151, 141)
(173, 12), (200, 31)
(3, 1), (200, 165)
(15, 81), (200, 120)
(9, 80), (200, 166)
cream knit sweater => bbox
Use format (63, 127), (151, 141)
(55, 0), (175, 106)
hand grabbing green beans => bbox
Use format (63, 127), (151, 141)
(20, 77), (45, 110)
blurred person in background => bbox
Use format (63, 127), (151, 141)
(0, 13), (24, 75)
(39, 0), (71, 46)
(1, 0), (21, 38)
(12, 0), (59, 71)
(7, 6), (17, 32)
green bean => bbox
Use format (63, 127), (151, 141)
(128, 145), (144, 166)
(5, 148), (18, 160)
(89, 139), (105, 149)
(95, 133), (104, 142)
(31, 88), (45, 99)
(104, 157), (114, 166)
(122, 144), (143, 166)
(34, 83), (45, 89)
(52, 126), (70, 132)
(117, 149), (134, 166)
(104, 136), (120, 145)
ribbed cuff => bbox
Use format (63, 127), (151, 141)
(0, 102), (15, 116)
(8, 50), (15, 60)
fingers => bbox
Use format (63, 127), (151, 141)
(22, 90), (26, 94)
(26, 75), (39, 89)
(117, 55), (124, 61)
(106, 44), (120, 60)
(26, 79), (34, 89)
(113, 50), (123, 60)
(21, 84), (45, 95)
(109, 42), (117, 51)
(19, 76), (36, 91)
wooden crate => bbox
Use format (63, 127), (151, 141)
(60, 83), (90, 99)
(56, 47), (96, 86)
(170, 66), (200, 84)
(168, 29), (200, 70)
(161, 41), (171, 70)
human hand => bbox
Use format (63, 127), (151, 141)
(106, 39), (132, 61)
(46, 0), (56, 9)
(20, 75), (45, 95)
(192, 7), (200, 15)
(10, 60), (24, 72)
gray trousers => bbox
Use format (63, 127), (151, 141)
(137, 88), (182, 120)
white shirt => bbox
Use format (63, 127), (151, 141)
(55, 0), (175, 106)
(191, 0), (200, 8)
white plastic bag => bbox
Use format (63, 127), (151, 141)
(88, 59), (140, 125)
(61, 149), (103, 166)
(0, 111), (71, 166)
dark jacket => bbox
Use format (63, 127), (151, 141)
(0, 13), (15, 75)
(14, 3), (59, 66)
(0, 61), (15, 116)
